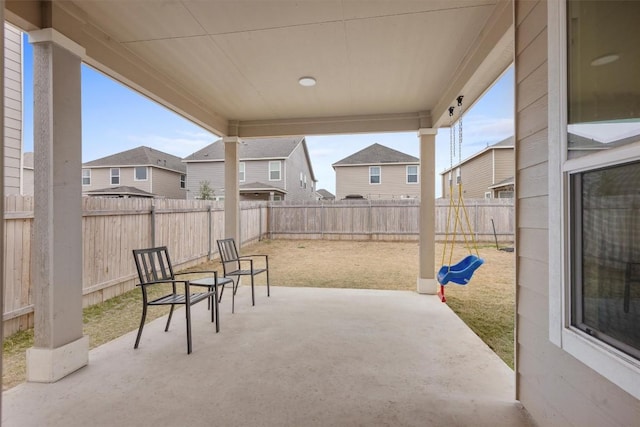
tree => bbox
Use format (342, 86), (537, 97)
(197, 180), (214, 200)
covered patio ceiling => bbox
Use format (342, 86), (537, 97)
(6, 0), (513, 138)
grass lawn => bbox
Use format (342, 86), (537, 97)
(3, 239), (514, 390)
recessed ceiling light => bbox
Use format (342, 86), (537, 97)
(298, 76), (317, 87)
(591, 54), (620, 67)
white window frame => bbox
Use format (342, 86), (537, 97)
(406, 165), (418, 184)
(548, 0), (640, 399)
(269, 161), (281, 181)
(134, 166), (148, 181)
(304, 174), (307, 189)
(300, 172), (303, 188)
(110, 168), (120, 185)
(484, 191), (491, 199)
(82, 169), (91, 186)
(369, 166), (381, 185)
(239, 162), (245, 182)
(180, 174), (186, 189)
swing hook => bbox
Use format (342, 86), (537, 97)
(457, 95), (464, 106)
(448, 106), (455, 117)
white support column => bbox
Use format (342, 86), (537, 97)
(0, 2), (5, 418)
(26, 29), (89, 382)
(417, 128), (437, 294)
(224, 137), (241, 243)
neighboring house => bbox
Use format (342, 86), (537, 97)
(22, 152), (33, 196)
(5, 23), (23, 195)
(183, 137), (317, 202)
(440, 136), (514, 199)
(332, 143), (420, 200)
(82, 146), (187, 199)
(84, 186), (155, 198)
(316, 189), (335, 201)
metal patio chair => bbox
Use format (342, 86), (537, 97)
(132, 246), (229, 354)
(217, 238), (270, 313)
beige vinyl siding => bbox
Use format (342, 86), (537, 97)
(515, 1), (639, 425)
(442, 152), (493, 199)
(493, 148), (514, 183)
(185, 161), (224, 199)
(283, 142), (316, 202)
(245, 159), (285, 190)
(150, 167), (185, 199)
(5, 23), (22, 195)
(335, 164), (420, 200)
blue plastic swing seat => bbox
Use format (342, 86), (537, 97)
(437, 254), (484, 285)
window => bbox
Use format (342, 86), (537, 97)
(548, 0), (640, 399)
(239, 162), (245, 182)
(407, 165), (418, 183)
(273, 194), (282, 201)
(497, 190), (513, 198)
(269, 161), (281, 181)
(369, 166), (381, 184)
(300, 172), (303, 188)
(110, 168), (120, 185)
(304, 174), (307, 189)
(82, 169), (91, 186)
(180, 174), (186, 189)
(134, 166), (147, 181)
(484, 191), (492, 199)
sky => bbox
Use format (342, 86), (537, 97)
(22, 35), (513, 197)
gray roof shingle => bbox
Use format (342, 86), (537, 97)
(332, 143), (419, 167)
(83, 146), (186, 173)
(184, 137), (304, 161)
(84, 185), (156, 198)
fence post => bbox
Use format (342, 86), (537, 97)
(150, 204), (156, 247)
(208, 205), (212, 260)
(475, 201), (479, 242)
(259, 204), (262, 241)
(368, 199), (373, 239)
(321, 203), (324, 239)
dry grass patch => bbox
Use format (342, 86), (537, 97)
(3, 238), (514, 390)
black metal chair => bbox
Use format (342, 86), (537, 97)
(217, 238), (270, 313)
(132, 246), (228, 354)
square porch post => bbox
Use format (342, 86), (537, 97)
(26, 29), (89, 382)
(224, 137), (241, 243)
(417, 128), (437, 294)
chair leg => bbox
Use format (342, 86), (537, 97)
(214, 284), (220, 333)
(266, 269), (270, 297)
(134, 304), (148, 349)
(185, 301), (193, 354)
(165, 304), (175, 332)
(250, 275), (255, 306)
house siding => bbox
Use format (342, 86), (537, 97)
(149, 167), (185, 199)
(283, 142), (317, 202)
(442, 152), (494, 199)
(186, 161), (224, 199)
(515, 1), (640, 426)
(5, 23), (22, 195)
(335, 164), (420, 200)
(493, 149), (514, 184)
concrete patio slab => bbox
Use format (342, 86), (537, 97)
(2, 287), (533, 427)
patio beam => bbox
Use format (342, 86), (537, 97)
(233, 112), (432, 138)
(26, 28), (89, 382)
(417, 128), (437, 294)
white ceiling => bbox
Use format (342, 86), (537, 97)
(5, 0), (513, 137)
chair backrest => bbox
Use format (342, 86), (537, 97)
(217, 238), (240, 274)
(133, 246), (175, 284)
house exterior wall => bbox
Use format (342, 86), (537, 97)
(493, 149), (514, 184)
(5, 23), (22, 195)
(82, 166), (184, 198)
(335, 164), (420, 200)
(186, 161), (224, 199)
(186, 147), (316, 202)
(515, 1), (639, 425)
(22, 167), (33, 195)
(283, 142), (317, 202)
(442, 151), (493, 199)
(151, 167), (186, 199)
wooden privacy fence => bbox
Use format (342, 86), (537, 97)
(3, 196), (268, 337)
(268, 198), (514, 243)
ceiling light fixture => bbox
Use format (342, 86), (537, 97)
(590, 53), (620, 67)
(298, 76), (317, 87)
